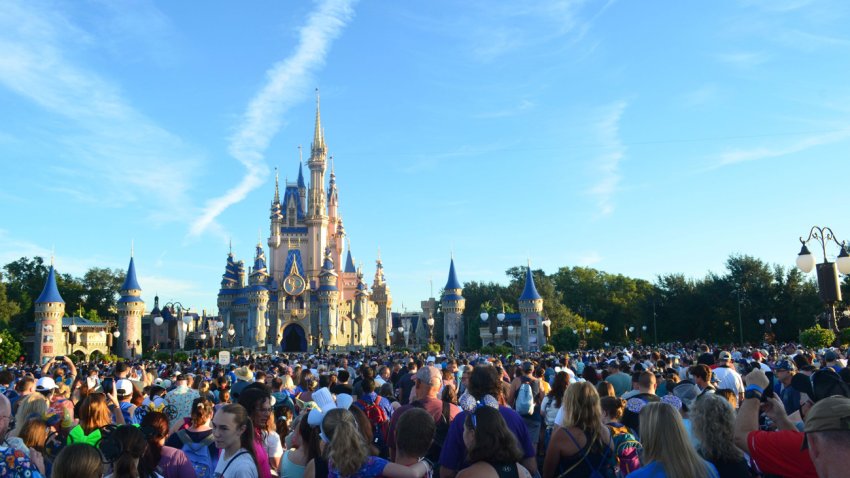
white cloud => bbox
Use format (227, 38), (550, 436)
(190, 0), (358, 238)
(0, 229), (99, 277)
(713, 128), (850, 168)
(587, 101), (628, 215)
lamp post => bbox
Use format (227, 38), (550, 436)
(541, 318), (552, 345)
(732, 285), (746, 346)
(758, 317), (778, 343)
(796, 226), (850, 332)
(427, 316), (435, 344)
(68, 317), (78, 356)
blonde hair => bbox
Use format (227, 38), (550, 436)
(690, 394), (744, 463)
(19, 417), (49, 451)
(639, 402), (713, 478)
(322, 408), (369, 476)
(11, 393), (49, 437)
(559, 381), (604, 438)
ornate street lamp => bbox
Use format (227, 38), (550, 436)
(796, 226), (850, 332)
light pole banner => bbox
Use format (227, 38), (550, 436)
(219, 351), (231, 366)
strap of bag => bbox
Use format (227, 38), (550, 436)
(220, 450), (249, 476)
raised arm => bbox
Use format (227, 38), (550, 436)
(734, 369), (768, 452)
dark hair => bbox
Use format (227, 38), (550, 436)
(600, 396), (626, 421)
(464, 406), (522, 464)
(139, 411), (169, 478)
(111, 425), (149, 478)
(218, 404), (260, 475)
(348, 405), (377, 455)
(596, 381), (615, 398)
(468, 365), (502, 400)
(298, 413), (321, 462)
(582, 365), (599, 385)
(338, 370), (350, 382)
(52, 443), (103, 478)
(190, 396), (215, 427)
(548, 372), (569, 408)
(238, 385), (273, 432)
(362, 377), (376, 393)
(396, 408), (435, 457)
(688, 364), (711, 382)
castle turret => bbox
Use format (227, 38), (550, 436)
(305, 89), (330, 281)
(269, 169), (282, 250)
(441, 258), (466, 353)
(371, 256), (392, 347)
(35, 264), (65, 365)
(316, 247), (339, 350)
(518, 262), (545, 351)
(352, 266), (369, 346)
(217, 250), (242, 345)
(117, 256), (145, 358)
(297, 156), (307, 216)
(247, 243), (270, 350)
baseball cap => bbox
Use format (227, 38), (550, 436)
(36, 376), (57, 392)
(522, 361), (534, 372)
(824, 350), (839, 362)
(801, 395), (850, 449)
(751, 351), (764, 361)
(719, 351), (733, 361)
(672, 380), (699, 410)
(791, 369), (850, 403)
(116, 379), (134, 398)
(774, 360), (796, 372)
(415, 365), (442, 387)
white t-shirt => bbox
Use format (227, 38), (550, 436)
(215, 448), (259, 478)
(713, 366), (744, 395)
(265, 430), (284, 459)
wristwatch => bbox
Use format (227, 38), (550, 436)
(744, 389), (762, 400)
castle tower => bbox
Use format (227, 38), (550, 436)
(371, 256), (392, 347)
(217, 249), (242, 346)
(352, 266), (369, 346)
(269, 169), (283, 252)
(305, 90), (330, 281)
(316, 247), (339, 350)
(297, 159), (307, 216)
(117, 256), (145, 358)
(247, 243), (270, 350)
(518, 263), (544, 351)
(35, 264), (65, 365)
(441, 258), (466, 353)
(326, 158), (345, 282)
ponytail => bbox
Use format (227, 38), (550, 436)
(322, 408), (369, 476)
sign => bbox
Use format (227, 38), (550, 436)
(218, 351), (231, 366)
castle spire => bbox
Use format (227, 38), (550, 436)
(36, 265), (64, 304)
(297, 147), (306, 189)
(445, 257), (461, 290)
(274, 167), (280, 204)
(311, 88), (325, 155)
(519, 260), (542, 301)
(121, 256), (142, 292)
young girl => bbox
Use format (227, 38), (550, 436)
(213, 404), (261, 478)
(457, 405), (532, 478)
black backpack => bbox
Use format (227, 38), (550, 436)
(411, 400), (452, 473)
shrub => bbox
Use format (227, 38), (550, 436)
(800, 325), (836, 349)
(540, 344), (555, 353)
(424, 343), (441, 354)
(173, 352), (189, 363)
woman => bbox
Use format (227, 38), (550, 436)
(457, 405), (532, 478)
(213, 404), (261, 478)
(238, 385), (279, 478)
(68, 391), (125, 446)
(281, 415), (319, 478)
(690, 395), (750, 477)
(625, 402), (718, 478)
(582, 365), (600, 385)
(18, 417), (49, 476)
(10, 392), (49, 437)
(306, 408), (431, 478)
(541, 372), (568, 437)
(105, 425), (159, 478)
(52, 443), (103, 478)
(543, 382), (615, 478)
(139, 411), (195, 478)
(165, 396), (218, 473)
(596, 382), (615, 399)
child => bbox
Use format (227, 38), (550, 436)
(394, 408), (435, 475)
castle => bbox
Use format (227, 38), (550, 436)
(217, 93), (392, 352)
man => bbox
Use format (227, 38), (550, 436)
(607, 361), (632, 397)
(164, 373), (199, 429)
(115, 379), (138, 424)
(509, 362), (543, 449)
(622, 371), (657, 400)
(439, 365), (537, 478)
(734, 368), (817, 478)
(231, 366), (253, 400)
(774, 359), (801, 415)
(822, 350), (843, 373)
(330, 369), (353, 395)
(36, 376), (75, 431)
(397, 361), (418, 405)
(803, 395), (850, 478)
(713, 351), (745, 402)
(0, 394), (44, 477)
(688, 364), (716, 397)
(375, 365), (391, 387)
(387, 365), (460, 461)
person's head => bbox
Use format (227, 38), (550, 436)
(774, 359), (797, 386)
(714, 388), (738, 409)
(295, 411), (321, 461)
(549, 371), (569, 405)
(596, 381), (614, 399)
(190, 396), (215, 428)
(468, 365), (502, 401)
(18, 417), (49, 451)
(690, 393), (743, 463)
(35, 376), (57, 400)
(139, 411), (170, 478)
(52, 443), (103, 478)
(113, 362), (129, 378)
(803, 395), (850, 476)
(460, 365), (472, 387)
(11, 392), (49, 436)
(463, 405), (523, 464)
(414, 365), (442, 400)
(638, 371), (657, 393)
(396, 408), (435, 459)
(600, 396), (626, 423)
(688, 364), (712, 388)
(109, 425), (149, 478)
(639, 402), (714, 478)
(79, 392), (112, 433)
(321, 408), (369, 476)
(559, 381), (603, 435)
(213, 404), (258, 468)
(238, 385), (273, 432)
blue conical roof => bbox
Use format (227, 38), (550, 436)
(519, 266), (542, 301)
(344, 249), (356, 273)
(122, 257), (142, 291)
(297, 162), (306, 189)
(445, 258), (461, 290)
(36, 266), (65, 304)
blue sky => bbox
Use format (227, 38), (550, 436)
(2, 0), (850, 314)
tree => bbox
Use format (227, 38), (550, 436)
(800, 326), (835, 349)
(0, 329), (22, 364)
(0, 277), (21, 327)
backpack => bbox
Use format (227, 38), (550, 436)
(357, 395), (390, 457)
(606, 423), (642, 476)
(177, 429), (218, 478)
(411, 400), (452, 470)
(514, 380), (535, 417)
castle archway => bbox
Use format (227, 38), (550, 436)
(282, 324), (307, 352)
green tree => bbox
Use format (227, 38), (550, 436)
(0, 329), (22, 364)
(0, 276), (21, 327)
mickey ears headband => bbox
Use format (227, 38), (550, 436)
(306, 387), (354, 427)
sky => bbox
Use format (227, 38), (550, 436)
(2, 0), (850, 315)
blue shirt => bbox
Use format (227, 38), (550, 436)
(626, 460), (718, 478)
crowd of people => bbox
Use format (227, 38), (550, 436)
(0, 341), (848, 478)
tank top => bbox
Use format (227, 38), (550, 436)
(491, 462), (519, 478)
(281, 450), (306, 478)
(557, 429), (613, 478)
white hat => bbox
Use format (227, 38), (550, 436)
(36, 377), (58, 392)
(116, 379), (134, 398)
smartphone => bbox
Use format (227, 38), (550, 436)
(761, 372), (776, 401)
(101, 377), (114, 394)
(54, 356), (64, 361)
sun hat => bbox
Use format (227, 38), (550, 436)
(801, 395), (850, 449)
(234, 366), (253, 382)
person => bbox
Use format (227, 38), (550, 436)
(317, 408), (431, 478)
(165, 374), (200, 430)
(165, 397), (218, 477)
(52, 443), (103, 478)
(439, 365), (537, 478)
(104, 424), (159, 478)
(457, 405), (532, 478)
(543, 381), (616, 478)
(802, 395), (850, 478)
(238, 385), (278, 478)
(394, 408), (436, 469)
(688, 365), (716, 397)
(36, 375), (75, 433)
(397, 362), (418, 405)
(773, 359), (801, 415)
(68, 390), (125, 446)
(509, 362), (543, 453)
(712, 352), (744, 403)
(0, 393), (44, 477)
(330, 370), (353, 395)
(540, 371), (568, 449)
(139, 411), (195, 478)
(17, 417), (49, 476)
(689, 394), (750, 477)
(10, 392), (49, 437)
(213, 404), (261, 478)
(233, 367), (255, 400)
(626, 402), (718, 478)
(353, 375), (394, 458)
(606, 362), (632, 397)
(281, 415), (319, 478)
(116, 379), (140, 425)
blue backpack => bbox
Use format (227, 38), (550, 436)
(176, 430), (217, 478)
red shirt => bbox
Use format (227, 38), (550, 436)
(747, 430), (817, 478)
